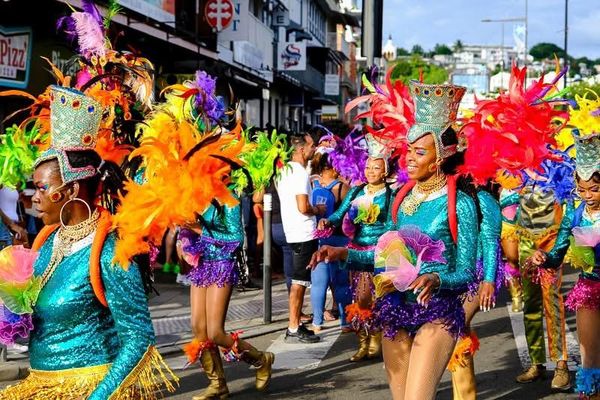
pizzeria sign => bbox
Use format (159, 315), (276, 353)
(0, 26), (33, 89)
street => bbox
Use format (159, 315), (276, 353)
(1, 269), (582, 399)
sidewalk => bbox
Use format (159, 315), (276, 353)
(0, 279), (292, 381)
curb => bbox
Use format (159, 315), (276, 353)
(0, 361), (30, 382)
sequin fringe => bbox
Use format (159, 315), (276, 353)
(447, 331), (480, 372)
(576, 367), (600, 397)
(566, 278), (600, 311)
(0, 346), (178, 400)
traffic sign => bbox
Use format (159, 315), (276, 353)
(205, 0), (234, 32)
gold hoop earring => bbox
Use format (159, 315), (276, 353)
(59, 198), (91, 228)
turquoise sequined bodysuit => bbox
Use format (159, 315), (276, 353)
(348, 188), (479, 291)
(29, 231), (156, 399)
(328, 185), (393, 272)
(477, 191), (502, 285)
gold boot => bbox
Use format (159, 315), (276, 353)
(451, 353), (477, 400)
(367, 331), (382, 359)
(193, 348), (229, 400)
(507, 277), (524, 313)
(241, 348), (275, 391)
(350, 330), (370, 362)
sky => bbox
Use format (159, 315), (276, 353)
(382, 0), (600, 59)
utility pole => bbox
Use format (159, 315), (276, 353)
(564, 0), (569, 88)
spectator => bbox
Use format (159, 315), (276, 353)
(276, 132), (321, 343)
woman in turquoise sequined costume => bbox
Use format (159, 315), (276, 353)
(448, 185), (502, 399)
(0, 87), (176, 399)
(312, 82), (479, 399)
(318, 134), (394, 362)
(529, 120), (600, 398)
(178, 196), (275, 400)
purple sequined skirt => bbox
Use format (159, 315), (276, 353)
(180, 230), (240, 288)
(565, 277), (600, 311)
(372, 291), (465, 340)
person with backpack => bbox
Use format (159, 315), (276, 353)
(317, 134), (395, 362)
(310, 150), (351, 333)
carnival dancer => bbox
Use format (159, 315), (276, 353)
(0, 85), (178, 398)
(313, 80), (480, 399)
(528, 93), (600, 399)
(317, 134), (394, 361)
(450, 64), (571, 398)
(0, 2), (181, 397)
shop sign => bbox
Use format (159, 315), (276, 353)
(118, 0), (175, 26)
(277, 40), (306, 71)
(233, 41), (263, 71)
(0, 26), (32, 89)
(321, 105), (339, 120)
(324, 74), (339, 96)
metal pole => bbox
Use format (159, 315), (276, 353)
(262, 194), (273, 324)
(501, 22), (505, 89)
(524, 0), (528, 68)
(563, 0), (569, 88)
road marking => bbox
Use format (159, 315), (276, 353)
(266, 329), (341, 370)
(506, 303), (580, 371)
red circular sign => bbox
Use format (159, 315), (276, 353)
(205, 0), (234, 32)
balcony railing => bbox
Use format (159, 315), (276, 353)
(285, 64), (325, 94)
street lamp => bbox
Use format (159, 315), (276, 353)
(481, 16), (527, 89)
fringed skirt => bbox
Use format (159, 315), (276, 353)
(371, 291), (465, 340)
(565, 277), (600, 311)
(0, 346), (178, 399)
(466, 242), (505, 299)
(179, 230), (240, 288)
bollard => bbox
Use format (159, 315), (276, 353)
(262, 194), (272, 323)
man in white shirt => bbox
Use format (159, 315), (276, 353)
(276, 133), (323, 343)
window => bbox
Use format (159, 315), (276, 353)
(308, 1), (325, 44)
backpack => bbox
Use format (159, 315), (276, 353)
(312, 179), (340, 219)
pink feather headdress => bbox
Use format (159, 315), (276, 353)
(345, 68), (415, 160)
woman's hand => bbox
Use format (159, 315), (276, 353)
(317, 219), (330, 230)
(529, 250), (547, 267)
(479, 282), (495, 312)
(308, 246), (348, 269)
(407, 273), (440, 305)
(9, 223), (28, 246)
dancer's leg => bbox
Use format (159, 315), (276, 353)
(382, 330), (413, 400)
(578, 308), (600, 368)
(404, 322), (457, 400)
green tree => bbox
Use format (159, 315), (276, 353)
(452, 39), (464, 53)
(529, 42), (566, 60)
(396, 47), (409, 57)
(433, 43), (452, 55)
(390, 56), (449, 84)
(411, 44), (424, 55)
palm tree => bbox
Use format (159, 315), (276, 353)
(452, 39), (464, 53)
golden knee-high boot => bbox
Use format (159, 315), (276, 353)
(507, 277), (524, 312)
(451, 353), (477, 400)
(194, 348), (229, 400)
(241, 348), (275, 391)
(367, 331), (382, 359)
(350, 329), (370, 362)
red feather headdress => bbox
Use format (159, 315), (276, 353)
(459, 64), (569, 184)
